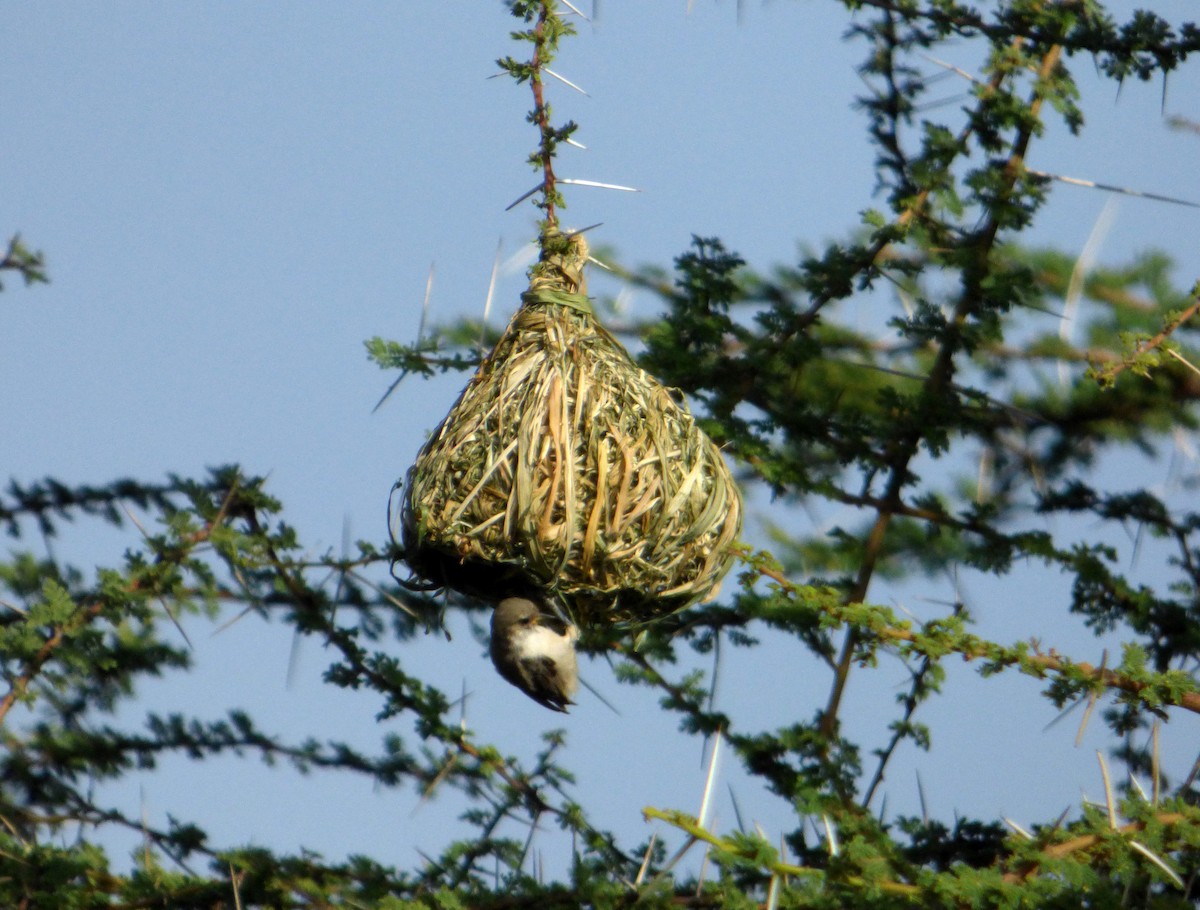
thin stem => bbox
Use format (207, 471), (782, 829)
(862, 642), (943, 806)
(502, 1), (577, 229)
(531, 5), (558, 229)
(1091, 295), (1200, 386)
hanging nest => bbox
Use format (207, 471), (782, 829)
(401, 230), (741, 626)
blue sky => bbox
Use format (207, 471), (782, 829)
(3, 0), (1199, 876)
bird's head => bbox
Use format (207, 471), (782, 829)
(489, 597), (579, 712)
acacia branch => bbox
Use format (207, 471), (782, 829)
(0, 601), (104, 727)
(1090, 294), (1200, 387)
(757, 564), (1200, 716)
(530, 3), (558, 229)
(0, 234), (47, 288)
(246, 507), (634, 871)
(643, 807), (921, 897)
(1004, 811), (1194, 884)
(820, 40), (1066, 739)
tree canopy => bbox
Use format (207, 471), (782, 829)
(4, 2), (1200, 907)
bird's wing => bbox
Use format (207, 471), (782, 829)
(519, 655), (574, 713)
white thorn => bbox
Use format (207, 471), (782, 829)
(1002, 817), (1033, 840)
(544, 67), (589, 96)
(418, 263), (435, 341)
(1128, 772), (1149, 802)
(633, 832), (656, 886)
(822, 814), (839, 857)
(502, 242), (539, 277)
(765, 874), (780, 910)
(696, 731), (721, 829)
(1029, 169), (1200, 209)
(1060, 197), (1117, 386)
(1167, 348), (1200, 378)
(560, 177), (640, 193)
(919, 52), (982, 86)
(1096, 751), (1118, 829)
(1129, 839), (1185, 889)
(481, 238), (502, 345)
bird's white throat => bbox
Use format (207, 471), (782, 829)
(512, 624), (580, 694)
(513, 623), (579, 657)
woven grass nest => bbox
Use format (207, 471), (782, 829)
(401, 230), (741, 627)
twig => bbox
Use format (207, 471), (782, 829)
(1091, 296), (1200, 386)
(530, 3), (559, 228)
(755, 562), (1200, 716)
(0, 601), (104, 727)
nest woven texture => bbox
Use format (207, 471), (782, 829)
(402, 232), (741, 626)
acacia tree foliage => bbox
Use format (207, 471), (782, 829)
(5, 1), (1200, 907)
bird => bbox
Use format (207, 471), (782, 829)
(489, 596), (579, 712)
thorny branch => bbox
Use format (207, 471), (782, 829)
(531, 4), (559, 229)
(755, 564), (1200, 716)
(820, 40), (1066, 738)
(1089, 294), (1200, 387)
(0, 601), (104, 727)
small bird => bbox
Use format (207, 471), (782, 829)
(489, 597), (579, 712)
